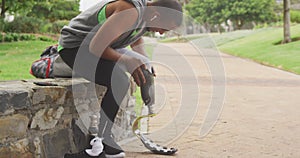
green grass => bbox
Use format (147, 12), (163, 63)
(144, 44), (154, 59)
(133, 87), (144, 116)
(160, 34), (206, 43)
(218, 25), (300, 74)
(188, 25), (300, 75)
(0, 40), (57, 81)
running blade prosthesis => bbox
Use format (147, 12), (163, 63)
(132, 68), (178, 155)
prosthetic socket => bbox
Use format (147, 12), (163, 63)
(140, 68), (155, 114)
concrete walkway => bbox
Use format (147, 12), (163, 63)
(121, 42), (300, 158)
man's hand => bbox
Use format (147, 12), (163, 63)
(121, 56), (146, 86)
(140, 68), (155, 108)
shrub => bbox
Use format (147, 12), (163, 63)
(41, 20), (68, 34)
(4, 16), (44, 33)
(0, 19), (4, 32)
(0, 33), (3, 42)
(41, 23), (54, 33)
(4, 33), (14, 42)
(20, 34), (31, 41)
(19, 34), (37, 41)
(11, 33), (20, 41)
(0, 33), (37, 43)
(50, 20), (69, 33)
(38, 36), (55, 42)
(28, 34), (37, 41)
(291, 10), (300, 23)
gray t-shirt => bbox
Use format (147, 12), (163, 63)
(59, 0), (147, 50)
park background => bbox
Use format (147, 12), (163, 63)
(0, 0), (299, 81)
(0, 0), (299, 157)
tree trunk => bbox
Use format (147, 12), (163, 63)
(1, 0), (6, 18)
(234, 19), (244, 30)
(283, 0), (292, 44)
(217, 24), (222, 34)
(204, 22), (211, 33)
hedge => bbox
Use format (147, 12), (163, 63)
(0, 33), (55, 43)
(4, 16), (44, 33)
(291, 10), (300, 23)
(2, 16), (68, 34)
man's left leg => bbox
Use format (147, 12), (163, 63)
(97, 48), (150, 158)
(95, 59), (130, 158)
(60, 46), (129, 158)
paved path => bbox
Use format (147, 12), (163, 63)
(121, 42), (300, 158)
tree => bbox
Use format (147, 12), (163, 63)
(1, 0), (5, 18)
(1, 0), (79, 21)
(186, 0), (228, 32)
(48, 0), (80, 22)
(27, 0), (80, 22)
(26, 1), (52, 20)
(283, 0), (292, 43)
(186, 0), (277, 31)
(0, 0), (36, 19)
(227, 0), (276, 29)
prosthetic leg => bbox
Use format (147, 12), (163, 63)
(132, 68), (178, 155)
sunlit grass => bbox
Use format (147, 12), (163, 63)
(218, 25), (300, 74)
(0, 40), (56, 80)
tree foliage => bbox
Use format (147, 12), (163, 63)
(1, 0), (79, 21)
(1, 0), (79, 33)
(27, 0), (80, 22)
(186, 0), (225, 26)
(229, 0), (276, 29)
(0, 0), (36, 18)
(186, 0), (277, 30)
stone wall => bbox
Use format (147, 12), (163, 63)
(0, 78), (137, 158)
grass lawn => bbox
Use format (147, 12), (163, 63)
(160, 34), (206, 43)
(187, 24), (300, 75)
(151, 27), (300, 113)
(218, 25), (300, 74)
(0, 40), (57, 80)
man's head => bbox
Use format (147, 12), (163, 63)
(145, 0), (183, 34)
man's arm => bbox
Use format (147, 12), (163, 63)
(88, 1), (146, 86)
(89, 1), (137, 60)
(130, 38), (148, 58)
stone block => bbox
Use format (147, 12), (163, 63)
(95, 84), (107, 97)
(71, 119), (90, 152)
(33, 137), (42, 158)
(10, 90), (31, 109)
(0, 89), (31, 114)
(0, 91), (10, 114)
(0, 114), (29, 139)
(89, 98), (101, 112)
(71, 82), (106, 100)
(30, 107), (64, 130)
(43, 129), (71, 158)
(0, 138), (34, 158)
(32, 87), (66, 105)
(71, 83), (88, 99)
